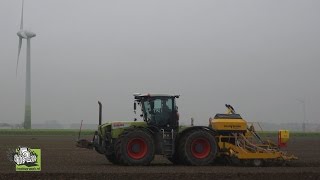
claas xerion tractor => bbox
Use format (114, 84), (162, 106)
(77, 93), (297, 166)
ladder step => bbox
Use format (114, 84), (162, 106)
(161, 130), (175, 157)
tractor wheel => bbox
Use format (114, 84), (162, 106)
(178, 129), (217, 165)
(115, 129), (155, 165)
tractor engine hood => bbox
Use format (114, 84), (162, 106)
(98, 121), (148, 138)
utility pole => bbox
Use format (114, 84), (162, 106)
(297, 99), (307, 132)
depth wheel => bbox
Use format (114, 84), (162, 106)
(179, 129), (217, 165)
(252, 159), (264, 167)
(115, 129), (155, 165)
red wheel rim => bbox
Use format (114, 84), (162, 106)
(126, 138), (148, 160)
(191, 138), (211, 159)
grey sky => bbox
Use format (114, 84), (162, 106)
(0, 0), (319, 127)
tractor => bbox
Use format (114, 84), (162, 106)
(78, 93), (217, 165)
(77, 93), (297, 166)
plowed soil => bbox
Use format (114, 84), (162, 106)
(0, 135), (319, 180)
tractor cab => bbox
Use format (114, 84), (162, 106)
(134, 94), (180, 129)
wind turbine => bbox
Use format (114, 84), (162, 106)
(296, 98), (307, 132)
(16, 0), (36, 129)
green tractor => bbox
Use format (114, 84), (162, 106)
(77, 93), (217, 166)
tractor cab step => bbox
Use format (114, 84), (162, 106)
(161, 129), (175, 157)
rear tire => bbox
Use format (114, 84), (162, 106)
(178, 129), (217, 165)
(115, 129), (155, 165)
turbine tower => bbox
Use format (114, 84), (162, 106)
(16, 0), (36, 129)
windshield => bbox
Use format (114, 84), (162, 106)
(142, 97), (173, 124)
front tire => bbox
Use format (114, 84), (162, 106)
(115, 129), (155, 165)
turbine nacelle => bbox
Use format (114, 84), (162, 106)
(17, 30), (36, 39)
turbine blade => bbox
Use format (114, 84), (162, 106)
(16, 37), (22, 76)
(20, 0), (24, 30)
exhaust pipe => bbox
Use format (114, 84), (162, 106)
(98, 101), (102, 126)
(76, 102), (103, 149)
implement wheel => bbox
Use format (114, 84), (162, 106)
(115, 129), (155, 165)
(252, 159), (264, 167)
(178, 129), (217, 165)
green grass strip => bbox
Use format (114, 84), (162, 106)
(0, 129), (95, 136)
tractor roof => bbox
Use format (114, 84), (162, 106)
(134, 93), (179, 100)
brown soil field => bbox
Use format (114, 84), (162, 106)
(0, 135), (319, 180)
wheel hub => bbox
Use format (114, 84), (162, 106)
(195, 144), (204, 153)
(131, 144), (140, 153)
(191, 138), (211, 159)
(126, 138), (148, 160)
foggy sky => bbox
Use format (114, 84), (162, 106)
(0, 0), (319, 127)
